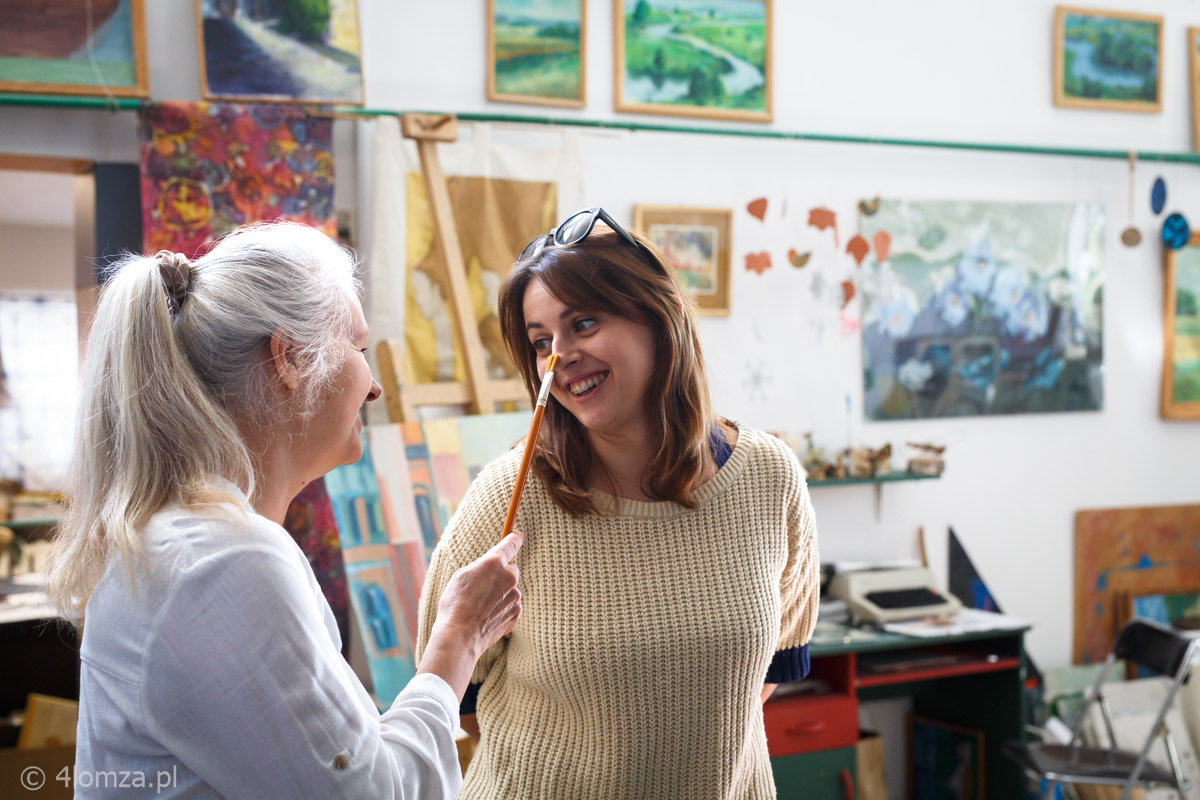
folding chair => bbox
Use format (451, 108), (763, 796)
(1003, 618), (1200, 800)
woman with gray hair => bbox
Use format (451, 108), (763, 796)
(47, 222), (522, 798)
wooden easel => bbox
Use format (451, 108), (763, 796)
(376, 113), (528, 423)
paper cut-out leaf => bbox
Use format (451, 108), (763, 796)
(841, 280), (856, 308)
(745, 251), (772, 275)
(747, 197), (767, 221)
(874, 230), (892, 262)
(788, 249), (811, 268)
(808, 207), (839, 246)
(858, 196), (881, 216)
(846, 235), (870, 266)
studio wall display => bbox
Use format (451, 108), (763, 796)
(488, 0), (586, 107)
(1163, 234), (1200, 419)
(633, 205), (732, 315)
(0, 0), (149, 97)
(859, 200), (1105, 420)
(614, 0), (771, 122)
(195, 0), (363, 104)
(138, 102), (336, 258)
(1053, 5), (1163, 113)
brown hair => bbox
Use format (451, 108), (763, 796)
(498, 226), (715, 515)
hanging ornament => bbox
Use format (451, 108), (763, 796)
(1162, 213), (1190, 250)
(1151, 177), (1167, 215)
(858, 196), (881, 216)
(1120, 153), (1141, 247)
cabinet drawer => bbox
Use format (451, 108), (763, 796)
(764, 694), (858, 757)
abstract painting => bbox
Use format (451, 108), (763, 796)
(283, 478), (351, 655)
(614, 0), (771, 122)
(195, 0), (363, 103)
(634, 205), (732, 315)
(0, 0), (148, 96)
(488, 0), (586, 107)
(1054, 6), (1162, 113)
(138, 102), (335, 258)
(1163, 235), (1200, 419)
(859, 200), (1104, 420)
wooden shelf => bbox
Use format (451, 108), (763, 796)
(807, 470), (940, 488)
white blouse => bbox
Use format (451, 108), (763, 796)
(74, 483), (462, 799)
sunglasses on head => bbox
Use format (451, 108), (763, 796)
(519, 207), (664, 275)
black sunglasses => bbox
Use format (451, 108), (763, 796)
(519, 207), (664, 274)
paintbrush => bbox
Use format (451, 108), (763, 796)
(501, 353), (560, 540)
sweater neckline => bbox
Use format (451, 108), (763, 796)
(589, 421), (755, 518)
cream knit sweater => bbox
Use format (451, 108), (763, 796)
(416, 423), (819, 800)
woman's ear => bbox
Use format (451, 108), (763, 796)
(268, 330), (300, 390)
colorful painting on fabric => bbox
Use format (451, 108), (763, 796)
(405, 173), (555, 384)
(138, 102), (335, 259)
(282, 477), (351, 656)
(859, 200), (1104, 420)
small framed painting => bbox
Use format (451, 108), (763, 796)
(487, 0), (586, 108)
(909, 715), (985, 800)
(614, 0), (771, 122)
(195, 0), (364, 104)
(1053, 5), (1163, 113)
(0, 0), (149, 97)
(634, 205), (732, 316)
(1190, 27), (1200, 150)
(1163, 234), (1200, 419)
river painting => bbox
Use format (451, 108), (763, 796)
(1057, 9), (1161, 109)
(859, 200), (1105, 420)
(618, 0), (769, 120)
(491, 0), (584, 105)
(1170, 244), (1200, 406)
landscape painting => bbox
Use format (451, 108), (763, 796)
(1163, 235), (1200, 419)
(634, 205), (732, 315)
(0, 0), (148, 96)
(196, 0), (363, 104)
(615, 0), (771, 122)
(1054, 6), (1162, 112)
(488, 0), (585, 107)
(859, 200), (1105, 420)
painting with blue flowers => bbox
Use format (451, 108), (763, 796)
(859, 200), (1105, 420)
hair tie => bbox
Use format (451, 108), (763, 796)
(155, 250), (193, 316)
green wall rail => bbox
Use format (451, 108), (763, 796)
(5, 93), (1200, 165)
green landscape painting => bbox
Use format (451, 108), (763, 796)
(619, 0), (768, 120)
(1172, 246), (1200, 404)
(1059, 10), (1160, 108)
(491, 0), (584, 105)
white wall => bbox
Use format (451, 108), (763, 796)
(1, 0), (1198, 671)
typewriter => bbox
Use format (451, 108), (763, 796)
(827, 566), (963, 625)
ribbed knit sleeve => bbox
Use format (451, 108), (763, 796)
(767, 445), (820, 684)
(416, 451), (521, 712)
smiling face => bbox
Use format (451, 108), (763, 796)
(522, 279), (657, 439)
(301, 293), (381, 476)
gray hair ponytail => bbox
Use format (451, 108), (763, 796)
(47, 222), (359, 627)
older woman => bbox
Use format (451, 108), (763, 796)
(48, 222), (522, 798)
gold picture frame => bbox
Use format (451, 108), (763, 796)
(487, 0), (587, 108)
(194, 0), (365, 105)
(633, 205), (732, 316)
(0, 0), (149, 97)
(1190, 27), (1200, 150)
(613, 0), (771, 123)
(1053, 5), (1163, 113)
(1163, 234), (1200, 419)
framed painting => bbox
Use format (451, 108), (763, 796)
(909, 716), (985, 800)
(0, 0), (149, 97)
(1190, 28), (1200, 150)
(634, 205), (732, 316)
(1163, 234), (1200, 419)
(195, 0), (364, 104)
(487, 0), (586, 108)
(614, 0), (771, 122)
(1053, 6), (1163, 113)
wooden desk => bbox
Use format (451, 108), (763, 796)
(765, 624), (1030, 798)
